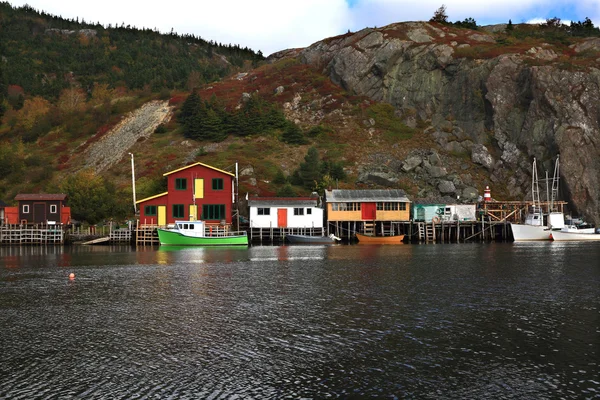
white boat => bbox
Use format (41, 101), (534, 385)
(286, 234), (341, 244)
(511, 156), (565, 241)
(560, 224), (596, 234)
(550, 230), (600, 241)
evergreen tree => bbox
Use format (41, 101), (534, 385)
(179, 90), (201, 125)
(430, 4), (448, 24)
(296, 147), (322, 190)
(281, 121), (308, 145)
(507, 19), (514, 31)
(276, 183), (296, 197)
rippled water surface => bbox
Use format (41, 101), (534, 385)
(1, 243), (599, 399)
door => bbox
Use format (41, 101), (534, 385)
(194, 179), (204, 199)
(158, 206), (167, 226)
(277, 208), (287, 228)
(361, 203), (376, 220)
(189, 205), (197, 221)
(33, 203), (46, 223)
(417, 207), (425, 221)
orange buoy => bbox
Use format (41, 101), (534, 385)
(69, 273), (75, 280)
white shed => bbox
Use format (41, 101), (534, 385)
(248, 197), (324, 229)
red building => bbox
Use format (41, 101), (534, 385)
(136, 162), (236, 226)
(3, 194), (71, 225)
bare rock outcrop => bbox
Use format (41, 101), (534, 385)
(82, 100), (172, 173)
(296, 21), (600, 223)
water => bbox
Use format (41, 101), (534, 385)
(0, 243), (598, 399)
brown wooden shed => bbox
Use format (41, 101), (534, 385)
(14, 194), (70, 225)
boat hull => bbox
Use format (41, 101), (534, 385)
(510, 223), (552, 241)
(286, 235), (337, 244)
(356, 233), (405, 244)
(550, 231), (600, 241)
(157, 229), (248, 246)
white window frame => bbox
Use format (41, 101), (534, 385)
(50, 204), (57, 214)
(22, 205), (29, 214)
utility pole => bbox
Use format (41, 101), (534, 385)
(128, 152), (137, 214)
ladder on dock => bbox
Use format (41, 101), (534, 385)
(417, 222), (435, 242)
(363, 221), (374, 235)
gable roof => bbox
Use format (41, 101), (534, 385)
(15, 194), (67, 201)
(325, 189), (410, 203)
(136, 192), (169, 204)
(248, 197), (319, 207)
(163, 162), (235, 178)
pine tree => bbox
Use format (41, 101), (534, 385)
(297, 147), (322, 190)
(281, 121), (307, 145)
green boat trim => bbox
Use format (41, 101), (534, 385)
(157, 220), (248, 246)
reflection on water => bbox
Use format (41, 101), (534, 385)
(0, 242), (599, 398)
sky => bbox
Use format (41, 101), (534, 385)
(7, 0), (600, 56)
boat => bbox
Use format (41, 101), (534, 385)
(286, 234), (341, 244)
(157, 220), (248, 246)
(355, 233), (405, 244)
(560, 224), (596, 234)
(510, 156), (565, 241)
(550, 230), (600, 241)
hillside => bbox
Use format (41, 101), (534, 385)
(2, 4), (600, 224)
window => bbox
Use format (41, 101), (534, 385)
(212, 178), (224, 190)
(175, 178), (187, 190)
(173, 204), (185, 219)
(22, 205), (29, 214)
(294, 208), (304, 216)
(257, 208), (270, 215)
(399, 203), (406, 211)
(50, 204), (57, 214)
(145, 205), (157, 216)
(377, 202), (401, 211)
(307, 208), (312, 215)
(203, 204), (225, 220)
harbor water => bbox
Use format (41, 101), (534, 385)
(0, 243), (599, 399)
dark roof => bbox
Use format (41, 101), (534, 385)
(14, 194), (67, 201)
(248, 197), (318, 207)
(325, 189), (410, 203)
(0, 200), (8, 207)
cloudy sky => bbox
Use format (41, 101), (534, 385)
(8, 0), (600, 55)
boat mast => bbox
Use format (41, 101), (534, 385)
(550, 155), (560, 212)
(532, 157), (541, 217)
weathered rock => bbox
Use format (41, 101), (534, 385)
(402, 155), (423, 172)
(438, 180), (456, 194)
(461, 186), (479, 200)
(296, 21), (600, 223)
(471, 144), (494, 170)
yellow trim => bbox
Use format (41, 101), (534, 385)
(158, 205), (166, 226)
(136, 192), (168, 204)
(163, 162), (235, 177)
(194, 178), (204, 199)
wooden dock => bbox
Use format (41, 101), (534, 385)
(0, 224), (65, 245)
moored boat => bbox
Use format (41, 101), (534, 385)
(286, 234), (341, 244)
(511, 156), (565, 241)
(550, 230), (600, 241)
(157, 220), (248, 246)
(356, 233), (405, 244)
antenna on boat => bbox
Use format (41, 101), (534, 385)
(235, 162), (240, 230)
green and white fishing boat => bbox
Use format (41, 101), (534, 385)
(157, 220), (248, 246)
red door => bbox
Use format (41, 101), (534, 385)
(277, 209), (288, 228)
(361, 203), (376, 220)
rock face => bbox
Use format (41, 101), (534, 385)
(81, 101), (173, 173)
(298, 22), (600, 223)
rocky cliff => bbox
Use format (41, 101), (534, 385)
(293, 22), (600, 223)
